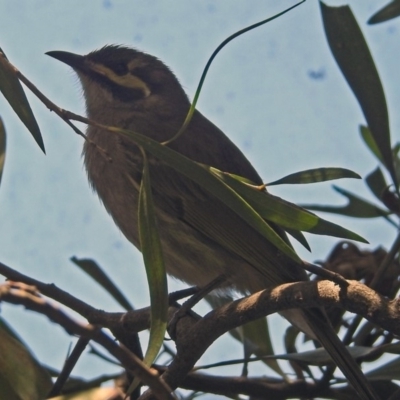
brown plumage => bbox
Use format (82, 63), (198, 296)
(47, 45), (378, 399)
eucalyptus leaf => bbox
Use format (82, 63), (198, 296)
(365, 167), (388, 203)
(108, 125), (300, 263)
(126, 151), (169, 395)
(368, 0), (400, 24)
(321, 4), (395, 186)
(138, 151), (168, 367)
(267, 167), (360, 186)
(0, 117), (6, 186)
(303, 185), (390, 219)
(0, 318), (52, 400)
(393, 144), (400, 185)
(212, 169), (367, 243)
(360, 125), (384, 164)
(285, 228), (311, 251)
(242, 318), (286, 377)
(70, 257), (134, 311)
(0, 49), (45, 153)
(206, 294), (286, 377)
(167, 0), (306, 142)
(284, 325), (313, 377)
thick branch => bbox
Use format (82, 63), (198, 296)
(150, 280), (399, 398)
(180, 372), (336, 399)
(2, 261), (399, 399)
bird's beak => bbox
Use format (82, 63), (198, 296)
(46, 50), (86, 72)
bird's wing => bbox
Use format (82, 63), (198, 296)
(148, 163), (379, 400)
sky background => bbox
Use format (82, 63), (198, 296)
(0, 0), (399, 392)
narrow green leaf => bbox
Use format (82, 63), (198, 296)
(284, 325), (301, 354)
(365, 167), (388, 202)
(70, 257), (134, 311)
(108, 126), (300, 263)
(212, 169), (367, 243)
(0, 117), (6, 186)
(368, 0), (400, 24)
(284, 325), (313, 377)
(304, 185), (390, 219)
(127, 151), (169, 395)
(320, 4), (395, 185)
(285, 228), (311, 251)
(267, 167), (360, 186)
(0, 318), (52, 400)
(138, 151), (168, 366)
(308, 218), (368, 242)
(206, 294), (286, 377)
(360, 125), (384, 164)
(166, 1), (305, 144)
(242, 319), (286, 377)
(0, 50), (45, 153)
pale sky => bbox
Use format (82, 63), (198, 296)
(0, 0), (398, 385)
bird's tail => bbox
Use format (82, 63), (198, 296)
(302, 310), (379, 400)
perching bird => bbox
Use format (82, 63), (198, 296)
(47, 45), (378, 399)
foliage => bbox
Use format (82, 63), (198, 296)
(1, 1), (400, 399)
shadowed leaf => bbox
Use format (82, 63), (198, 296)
(304, 185), (390, 219)
(366, 167), (388, 203)
(207, 294), (286, 377)
(70, 257), (133, 311)
(360, 126), (384, 164)
(0, 318), (52, 400)
(0, 50), (45, 153)
(285, 228), (311, 251)
(321, 3), (395, 185)
(368, 0), (400, 24)
(213, 169), (367, 243)
(242, 318), (286, 376)
(0, 118), (6, 186)
(392, 144), (400, 185)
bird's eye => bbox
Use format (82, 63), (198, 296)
(112, 62), (128, 75)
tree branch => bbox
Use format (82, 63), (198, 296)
(2, 260), (399, 399)
(0, 281), (174, 400)
(142, 279), (400, 398)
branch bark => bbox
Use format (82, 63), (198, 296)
(2, 260), (399, 399)
(141, 279), (400, 398)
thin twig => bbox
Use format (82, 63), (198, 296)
(12, 64), (112, 162)
(0, 261), (101, 319)
(302, 261), (348, 287)
(1, 281), (174, 400)
(48, 336), (90, 397)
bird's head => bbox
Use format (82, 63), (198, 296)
(46, 45), (190, 126)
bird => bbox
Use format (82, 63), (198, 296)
(46, 45), (378, 399)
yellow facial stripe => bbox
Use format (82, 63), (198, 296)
(87, 61), (151, 97)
